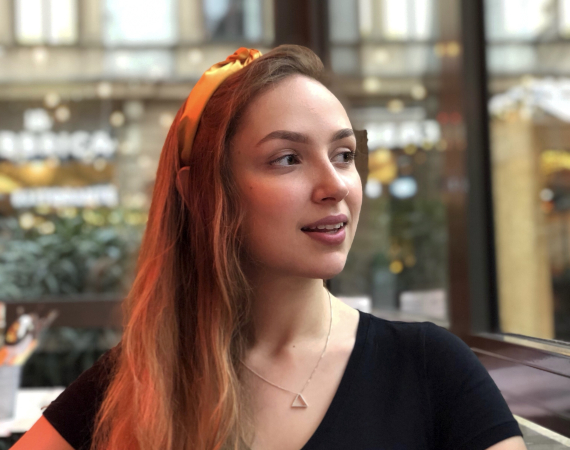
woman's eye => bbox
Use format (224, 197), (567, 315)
(270, 154), (300, 166)
(333, 150), (356, 164)
(270, 150), (356, 167)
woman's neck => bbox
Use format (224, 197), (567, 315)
(247, 275), (331, 357)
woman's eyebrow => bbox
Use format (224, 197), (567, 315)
(331, 128), (355, 142)
(255, 128), (355, 147)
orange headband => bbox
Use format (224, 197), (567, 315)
(175, 47), (261, 206)
(178, 47), (262, 166)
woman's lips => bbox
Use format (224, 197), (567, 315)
(301, 223), (346, 245)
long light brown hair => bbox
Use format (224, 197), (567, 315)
(89, 45), (326, 450)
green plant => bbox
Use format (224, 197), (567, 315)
(0, 208), (145, 299)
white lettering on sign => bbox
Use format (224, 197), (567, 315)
(10, 184), (119, 208)
(365, 120), (441, 149)
(24, 109), (53, 132)
(0, 130), (117, 162)
(0, 108), (118, 162)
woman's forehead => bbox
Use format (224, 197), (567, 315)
(241, 75), (351, 139)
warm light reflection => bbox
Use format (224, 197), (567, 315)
(542, 150), (570, 176)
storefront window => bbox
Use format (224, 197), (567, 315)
(0, 0), (279, 396)
(0, 0), (276, 305)
(0, 101), (148, 299)
(486, 0), (570, 341)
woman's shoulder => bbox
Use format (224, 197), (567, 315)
(43, 341), (120, 412)
(64, 342), (120, 394)
(364, 313), (473, 367)
(364, 312), (440, 344)
(40, 342), (121, 450)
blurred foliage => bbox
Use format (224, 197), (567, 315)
(0, 207), (146, 299)
(332, 149), (448, 306)
(390, 197), (448, 291)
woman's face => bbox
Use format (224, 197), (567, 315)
(230, 75), (362, 280)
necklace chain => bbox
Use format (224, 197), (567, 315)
(239, 289), (333, 407)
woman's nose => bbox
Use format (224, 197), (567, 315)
(310, 160), (350, 203)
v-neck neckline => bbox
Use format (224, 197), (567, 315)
(299, 309), (371, 450)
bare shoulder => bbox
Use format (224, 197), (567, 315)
(10, 415), (74, 450)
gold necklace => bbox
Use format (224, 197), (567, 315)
(239, 289), (333, 408)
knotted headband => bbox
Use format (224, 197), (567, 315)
(175, 47), (262, 206)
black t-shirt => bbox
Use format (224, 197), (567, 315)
(43, 310), (523, 450)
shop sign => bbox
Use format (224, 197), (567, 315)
(10, 184), (119, 208)
(365, 120), (441, 149)
(0, 109), (118, 162)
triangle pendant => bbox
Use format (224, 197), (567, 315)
(291, 393), (308, 408)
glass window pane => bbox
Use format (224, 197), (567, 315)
(15, 0), (44, 45)
(486, 3), (570, 341)
(485, 0), (551, 41)
(329, 0), (359, 43)
(243, 0), (262, 41)
(48, 0), (77, 44)
(382, 0), (410, 39)
(381, 0), (434, 41)
(15, 0), (77, 45)
(103, 0), (177, 46)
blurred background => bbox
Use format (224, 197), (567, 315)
(1, 0), (570, 442)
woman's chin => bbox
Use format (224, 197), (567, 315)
(244, 252), (348, 280)
(299, 259), (347, 280)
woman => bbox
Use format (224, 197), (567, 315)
(14, 45), (527, 450)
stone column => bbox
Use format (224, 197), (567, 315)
(491, 117), (554, 339)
